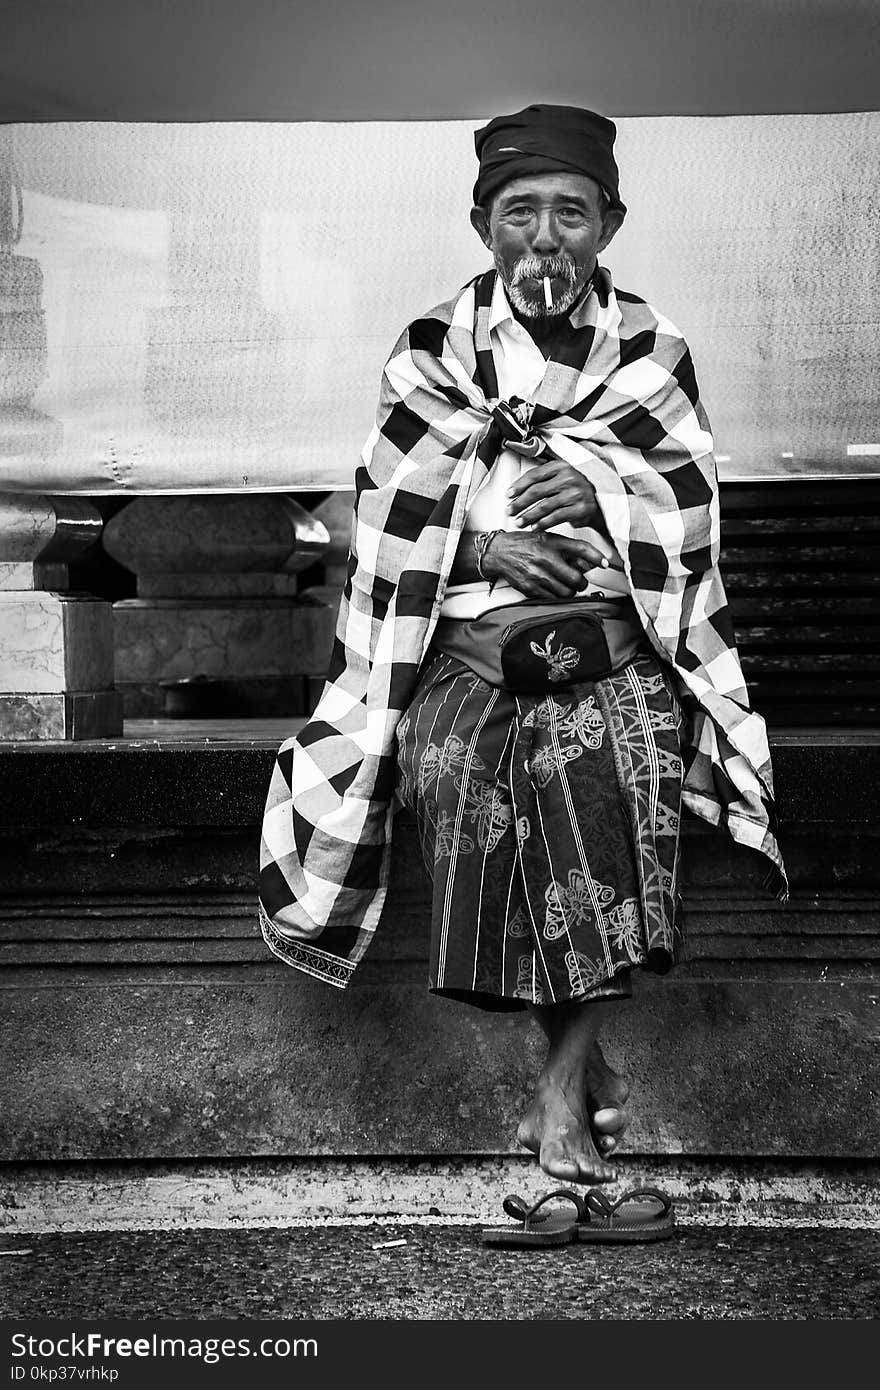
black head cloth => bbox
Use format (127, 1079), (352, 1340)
(473, 103), (626, 215)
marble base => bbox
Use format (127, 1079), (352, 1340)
(0, 692), (123, 741)
(0, 562), (40, 591)
(112, 596), (337, 686)
(0, 593), (115, 692)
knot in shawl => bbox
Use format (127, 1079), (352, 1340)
(259, 267), (787, 987)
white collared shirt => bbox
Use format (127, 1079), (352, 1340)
(440, 277), (628, 618)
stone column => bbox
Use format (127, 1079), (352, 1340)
(103, 494), (334, 718)
(0, 493), (122, 739)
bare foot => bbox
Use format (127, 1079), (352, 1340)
(586, 1041), (630, 1157)
(517, 1076), (618, 1185)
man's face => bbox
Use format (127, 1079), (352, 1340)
(470, 172), (624, 320)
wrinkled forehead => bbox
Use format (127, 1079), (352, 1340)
(488, 170), (608, 213)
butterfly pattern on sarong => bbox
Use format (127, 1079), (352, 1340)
(457, 776), (514, 851)
(523, 742), (583, 789)
(607, 897), (645, 958)
(544, 870), (617, 940)
(506, 903), (531, 939)
(521, 698), (568, 730)
(419, 734), (485, 793)
(555, 697), (606, 749)
(515, 953), (545, 1003)
(423, 800), (475, 859)
(564, 951), (610, 995)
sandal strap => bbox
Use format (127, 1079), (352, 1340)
(584, 1189), (616, 1217)
(584, 1185), (673, 1221)
(502, 1193), (531, 1222)
(502, 1188), (587, 1225)
(609, 1186), (673, 1216)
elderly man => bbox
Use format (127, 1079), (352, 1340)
(259, 105), (786, 1192)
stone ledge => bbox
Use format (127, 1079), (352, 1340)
(1, 735), (879, 828)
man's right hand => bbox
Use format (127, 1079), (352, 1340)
(483, 530), (611, 600)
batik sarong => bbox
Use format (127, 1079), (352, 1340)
(395, 649), (685, 1010)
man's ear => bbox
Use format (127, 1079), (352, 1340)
(597, 208), (626, 254)
(470, 204), (492, 250)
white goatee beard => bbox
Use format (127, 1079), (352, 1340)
(498, 254), (584, 319)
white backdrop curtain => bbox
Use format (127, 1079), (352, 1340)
(1, 113), (878, 493)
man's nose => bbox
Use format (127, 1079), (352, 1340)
(530, 210), (561, 253)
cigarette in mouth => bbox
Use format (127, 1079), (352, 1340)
(542, 275), (553, 310)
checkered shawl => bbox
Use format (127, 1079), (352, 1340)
(259, 266), (788, 987)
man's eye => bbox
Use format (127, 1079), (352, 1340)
(559, 207), (586, 219)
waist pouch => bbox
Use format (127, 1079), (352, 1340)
(431, 596), (646, 693)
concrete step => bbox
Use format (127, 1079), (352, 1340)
(2, 1156), (878, 1234)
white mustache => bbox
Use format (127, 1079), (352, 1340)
(511, 255), (578, 287)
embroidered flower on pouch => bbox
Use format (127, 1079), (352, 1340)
(529, 630), (581, 682)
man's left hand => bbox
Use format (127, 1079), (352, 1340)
(506, 459), (601, 529)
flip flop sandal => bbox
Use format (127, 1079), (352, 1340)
(577, 1186), (676, 1243)
(482, 1189), (588, 1248)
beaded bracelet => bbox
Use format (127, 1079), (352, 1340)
(474, 529), (500, 591)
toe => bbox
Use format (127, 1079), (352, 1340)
(593, 1105), (629, 1135)
(577, 1151), (618, 1184)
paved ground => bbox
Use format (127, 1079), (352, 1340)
(1, 1224), (878, 1319)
